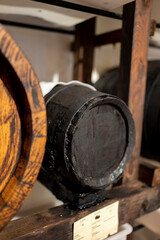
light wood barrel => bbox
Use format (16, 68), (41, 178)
(0, 25), (47, 230)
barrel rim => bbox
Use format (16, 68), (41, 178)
(64, 94), (135, 189)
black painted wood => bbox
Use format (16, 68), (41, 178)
(38, 82), (135, 206)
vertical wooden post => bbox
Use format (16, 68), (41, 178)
(118, 2), (135, 103)
(73, 17), (95, 84)
(119, 0), (153, 183)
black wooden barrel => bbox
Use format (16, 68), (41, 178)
(95, 60), (160, 160)
(39, 82), (135, 204)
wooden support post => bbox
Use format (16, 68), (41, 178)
(119, 0), (153, 182)
(118, 2), (135, 103)
(73, 17), (95, 84)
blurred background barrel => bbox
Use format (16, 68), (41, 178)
(39, 82), (135, 203)
(95, 60), (160, 161)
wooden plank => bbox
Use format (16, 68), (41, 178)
(1, 181), (160, 239)
(65, 0), (135, 11)
(0, 1), (94, 27)
(119, 0), (153, 182)
(73, 17), (95, 84)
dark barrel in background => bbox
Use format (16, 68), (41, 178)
(95, 60), (160, 161)
(39, 82), (135, 204)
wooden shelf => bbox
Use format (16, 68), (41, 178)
(0, 0), (94, 28)
(0, 180), (160, 240)
(0, 0), (159, 239)
(64, 0), (135, 11)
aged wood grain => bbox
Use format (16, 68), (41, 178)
(0, 24), (47, 230)
(0, 180), (160, 239)
(119, 0), (153, 182)
(0, 78), (21, 194)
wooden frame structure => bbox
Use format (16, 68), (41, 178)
(73, 0), (154, 183)
(1, 0), (160, 239)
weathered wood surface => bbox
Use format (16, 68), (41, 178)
(1, 180), (160, 239)
(0, 24), (47, 229)
(0, 78), (21, 194)
(119, 0), (153, 182)
(40, 82), (135, 206)
(73, 18), (95, 84)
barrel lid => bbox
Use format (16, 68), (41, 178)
(64, 95), (135, 189)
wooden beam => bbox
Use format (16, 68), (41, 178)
(118, 2), (135, 103)
(94, 29), (122, 47)
(73, 17), (95, 84)
(71, 21), (155, 50)
(71, 29), (121, 51)
(119, 0), (153, 182)
(1, 181), (160, 239)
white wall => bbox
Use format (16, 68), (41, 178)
(94, 16), (122, 76)
(5, 25), (74, 83)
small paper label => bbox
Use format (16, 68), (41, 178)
(73, 201), (119, 240)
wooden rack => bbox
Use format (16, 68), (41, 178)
(1, 0), (160, 239)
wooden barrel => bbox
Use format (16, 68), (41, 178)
(95, 60), (160, 160)
(39, 82), (135, 203)
(0, 25), (47, 229)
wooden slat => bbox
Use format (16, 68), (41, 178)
(119, 0), (153, 182)
(1, 181), (160, 239)
(73, 17), (95, 84)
